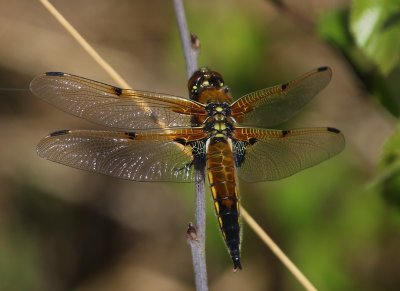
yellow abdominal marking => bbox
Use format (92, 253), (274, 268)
(202, 80), (210, 86)
(208, 171), (214, 183)
(211, 187), (218, 199)
(218, 217), (224, 230)
(214, 201), (220, 213)
(209, 173), (218, 200)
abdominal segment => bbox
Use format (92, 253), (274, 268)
(206, 138), (242, 270)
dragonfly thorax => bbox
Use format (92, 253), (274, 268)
(205, 102), (231, 116)
(204, 102), (234, 138)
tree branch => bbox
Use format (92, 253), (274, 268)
(172, 1), (208, 290)
(173, 0), (199, 77)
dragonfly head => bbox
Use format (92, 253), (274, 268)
(188, 67), (229, 102)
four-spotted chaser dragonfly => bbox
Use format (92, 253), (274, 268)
(30, 67), (345, 270)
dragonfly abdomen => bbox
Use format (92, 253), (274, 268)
(206, 138), (242, 270)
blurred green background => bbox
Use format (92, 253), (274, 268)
(0, 0), (400, 290)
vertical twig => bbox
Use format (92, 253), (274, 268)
(173, 1), (208, 291)
(173, 0), (198, 77)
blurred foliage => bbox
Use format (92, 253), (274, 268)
(265, 157), (389, 290)
(350, 0), (400, 75)
(317, 0), (400, 217)
(2, 0), (400, 290)
(376, 125), (400, 208)
(318, 3), (400, 117)
(0, 179), (135, 291)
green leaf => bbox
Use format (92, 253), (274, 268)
(374, 124), (400, 208)
(350, 0), (400, 74)
(380, 124), (400, 170)
(317, 8), (352, 49)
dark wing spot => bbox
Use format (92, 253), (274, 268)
(318, 66), (328, 72)
(327, 127), (341, 134)
(174, 137), (187, 145)
(249, 137), (257, 145)
(281, 83), (288, 90)
(46, 72), (65, 76)
(114, 87), (123, 96)
(125, 132), (136, 139)
(282, 130), (289, 137)
(50, 129), (70, 136)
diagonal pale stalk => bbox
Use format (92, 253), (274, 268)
(241, 208), (317, 291)
(39, 0), (130, 88)
(38, 1), (317, 291)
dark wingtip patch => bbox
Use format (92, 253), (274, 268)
(281, 83), (288, 90)
(318, 66), (328, 72)
(327, 127), (341, 134)
(114, 87), (123, 96)
(50, 129), (70, 136)
(45, 72), (65, 76)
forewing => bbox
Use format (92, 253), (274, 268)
(233, 127), (345, 182)
(37, 129), (208, 182)
(30, 72), (206, 129)
(230, 67), (332, 127)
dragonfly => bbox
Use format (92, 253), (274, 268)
(30, 66), (345, 270)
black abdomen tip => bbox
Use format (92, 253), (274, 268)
(50, 129), (70, 136)
(232, 256), (242, 270)
(317, 66), (329, 72)
(45, 72), (65, 76)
